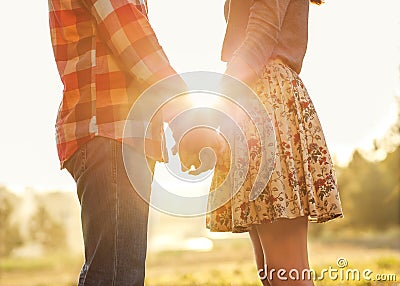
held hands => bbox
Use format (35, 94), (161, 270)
(164, 61), (256, 176)
(168, 69), (252, 176)
(173, 127), (227, 175)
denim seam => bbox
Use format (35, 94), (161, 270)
(76, 142), (88, 207)
(79, 264), (89, 286)
(112, 140), (117, 184)
(112, 140), (119, 286)
(80, 143), (89, 285)
(81, 141), (87, 176)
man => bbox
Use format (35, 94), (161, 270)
(48, 0), (180, 285)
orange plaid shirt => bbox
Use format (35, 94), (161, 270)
(48, 0), (177, 167)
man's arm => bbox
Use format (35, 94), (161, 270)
(82, 0), (177, 87)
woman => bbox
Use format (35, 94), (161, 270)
(206, 0), (343, 285)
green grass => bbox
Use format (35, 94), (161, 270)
(1, 237), (399, 286)
(145, 242), (400, 286)
(0, 254), (82, 286)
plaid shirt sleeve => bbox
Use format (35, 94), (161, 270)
(49, 0), (181, 166)
(82, 0), (177, 86)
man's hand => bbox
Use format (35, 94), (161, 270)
(175, 127), (227, 175)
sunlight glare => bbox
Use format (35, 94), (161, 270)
(188, 91), (220, 108)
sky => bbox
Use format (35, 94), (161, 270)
(0, 0), (399, 194)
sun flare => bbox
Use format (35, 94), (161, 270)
(187, 91), (220, 108)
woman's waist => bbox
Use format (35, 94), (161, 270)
(267, 54), (303, 75)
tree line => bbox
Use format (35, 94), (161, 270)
(0, 190), (67, 257)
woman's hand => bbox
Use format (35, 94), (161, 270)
(225, 56), (258, 88)
(177, 127), (227, 175)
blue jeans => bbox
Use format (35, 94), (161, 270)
(65, 137), (155, 286)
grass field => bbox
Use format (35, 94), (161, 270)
(1, 232), (399, 286)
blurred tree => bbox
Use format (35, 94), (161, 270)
(0, 196), (23, 257)
(375, 97), (400, 153)
(337, 97), (400, 230)
(376, 96), (400, 225)
(381, 146), (400, 224)
(345, 151), (396, 229)
(28, 203), (67, 252)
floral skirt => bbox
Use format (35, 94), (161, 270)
(206, 62), (343, 233)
